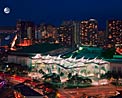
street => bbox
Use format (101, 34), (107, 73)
(58, 85), (117, 98)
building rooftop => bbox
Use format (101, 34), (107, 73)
(63, 46), (103, 59)
(63, 46), (122, 63)
(17, 43), (61, 53)
(105, 58), (122, 63)
(8, 43), (69, 56)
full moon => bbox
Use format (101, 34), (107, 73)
(4, 7), (10, 14)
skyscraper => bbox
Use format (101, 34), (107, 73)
(72, 21), (80, 47)
(57, 24), (73, 47)
(97, 30), (106, 47)
(106, 20), (122, 48)
(80, 19), (98, 46)
(16, 20), (35, 46)
(57, 21), (80, 47)
(37, 24), (58, 43)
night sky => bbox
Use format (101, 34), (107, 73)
(0, 0), (122, 29)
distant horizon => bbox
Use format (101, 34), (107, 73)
(0, 17), (122, 30)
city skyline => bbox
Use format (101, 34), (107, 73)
(0, 0), (122, 29)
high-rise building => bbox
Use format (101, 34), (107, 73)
(16, 20), (35, 46)
(34, 25), (42, 43)
(57, 21), (80, 47)
(72, 21), (80, 47)
(106, 20), (122, 48)
(37, 24), (58, 43)
(57, 25), (73, 47)
(97, 31), (106, 47)
(80, 19), (98, 46)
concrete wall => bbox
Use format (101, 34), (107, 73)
(110, 62), (122, 73)
(8, 55), (32, 67)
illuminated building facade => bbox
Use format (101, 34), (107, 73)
(80, 19), (98, 46)
(72, 21), (80, 47)
(57, 24), (73, 47)
(57, 21), (80, 47)
(37, 24), (58, 44)
(97, 31), (106, 47)
(107, 20), (122, 48)
(16, 20), (35, 46)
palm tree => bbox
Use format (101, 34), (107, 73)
(80, 64), (88, 77)
(68, 73), (72, 79)
(39, 69), (46, 75)
(60, 72), (64, 77)
(80, 69), (86, 76)
(95, 64), (107, 78)
(47, 67), (51, 74)
(94, 64), (101, 78)
(57, 67), (61, 74)
(101, 66), (106, 75)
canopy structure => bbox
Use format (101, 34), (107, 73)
(30, 54), (110, 81)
